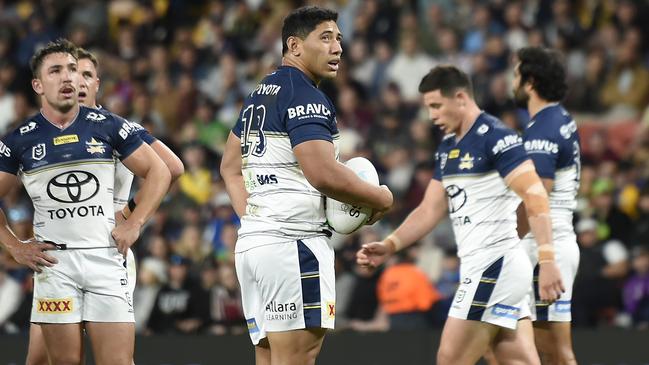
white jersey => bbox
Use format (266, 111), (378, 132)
(0, 107), (143, 249)
(231, 66), (339, 252)
(433, 113), (529, 262)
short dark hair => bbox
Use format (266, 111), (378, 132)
(281, 6), (338, 55)
(75, 47), (98, 69)
(30, 38), (78, 78)
(418, 65), (473, 97)
(516, 47), (567, 102)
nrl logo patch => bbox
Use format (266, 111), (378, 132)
(32, 143), (46, 160)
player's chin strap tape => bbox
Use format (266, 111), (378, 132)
(43, 240), (115, 250)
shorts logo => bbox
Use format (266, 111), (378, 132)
(554, 300), (571, 313)
(265, 301), (298, 321)
(37, 298), (73, 313)
(53, 134), (79, 145)
(327, 301), (335, 319)
(491, 304), (520, 319)
(455, 289), (466, 303)
(120, 278), (128, 286)
(32, 143), (46, 160)
(246, 318), (259, 333)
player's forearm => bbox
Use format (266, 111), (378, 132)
(150, 140), (184, 183)
(223, 174), (248, 217)
(127, 160), (171, 227)
(312, 163), (390, 210)
(387, 204), (446, 252)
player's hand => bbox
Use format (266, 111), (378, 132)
(111, 222), (141, 257)
(538, 261), (565, 303)
(366, 185), (393, 225)
(356, 240), (393, 269)
(8, 238), (58, 273)
(114, 211), (126, 225)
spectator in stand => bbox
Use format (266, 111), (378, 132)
(573, 218), (629, 326)
(376, 245), (440, 330)
(624, 246), (649, 329)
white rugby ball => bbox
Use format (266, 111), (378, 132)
(326, 157), (380, 234)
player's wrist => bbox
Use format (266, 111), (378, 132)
(384, 234), (403, 253)
(537, 244), (555, 264)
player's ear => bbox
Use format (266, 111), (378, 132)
(32, 78), (44, 95)
(287, 36), (301, 57)
(95, 77), (100, 92)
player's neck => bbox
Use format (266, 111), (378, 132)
(40, 102), (80, 129)
(527, 96), (552, 119)
(457, 103), (482, 139)
(281, 58), (320, 85)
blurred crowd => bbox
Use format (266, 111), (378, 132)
(1, 0), (649, 336)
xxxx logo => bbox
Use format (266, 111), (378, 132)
(37, 298), (73, 313)
(327, 301), (335, 319)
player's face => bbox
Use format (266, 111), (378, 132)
(512, 62), (529, 109)
(422, 89), (463, 135)
(78, 58), (99, 108)
(301, 20), (343, 80)
(32, 52), (78, 112)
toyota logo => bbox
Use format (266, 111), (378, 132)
(46, 171), (99, 203)
(445, 184), (467, 213)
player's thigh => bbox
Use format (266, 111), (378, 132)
(492, 318), (540, 365)
(26, 324), (50, 365)
(85, 322), (134, 365)
(267, 328), (327, 365)
(40, 323), (84, 365)
(437, 317), (498, 365)
(254, 338), (271, 365)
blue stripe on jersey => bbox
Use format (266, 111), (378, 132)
(297, 240), (321, 328)
(467, 256), (504, 321)
(533, 264), (549, 321)
(433, 113), (528, 181)
(232, 66), (338, 153)
(524, 104), (580, 179)
(0, 106), (143, 174)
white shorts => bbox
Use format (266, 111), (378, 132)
(31, 247), (135, 324)
(522, 236), (580, 322)
(449, 247), (533, 329)
(235, 237), (336, 345)
(126, 248), (136, 298)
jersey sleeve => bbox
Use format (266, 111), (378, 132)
(284, 90), (336, 148)
(522, 128), (558, 179)
(109, 115), (144, 160)
(231, 116), (243, 138)
(0, 136), (19, 175)
(131, 123), (157, 145)
(433, 151), (442, 181)
(487, 127), (529, 178)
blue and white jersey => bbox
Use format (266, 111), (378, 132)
(113, 120), (156, 211)
(434, 113), (528, 262)
(232, 66), (339, 252)
(0, 106), (143, 248)
(523, 103), (580, 240)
